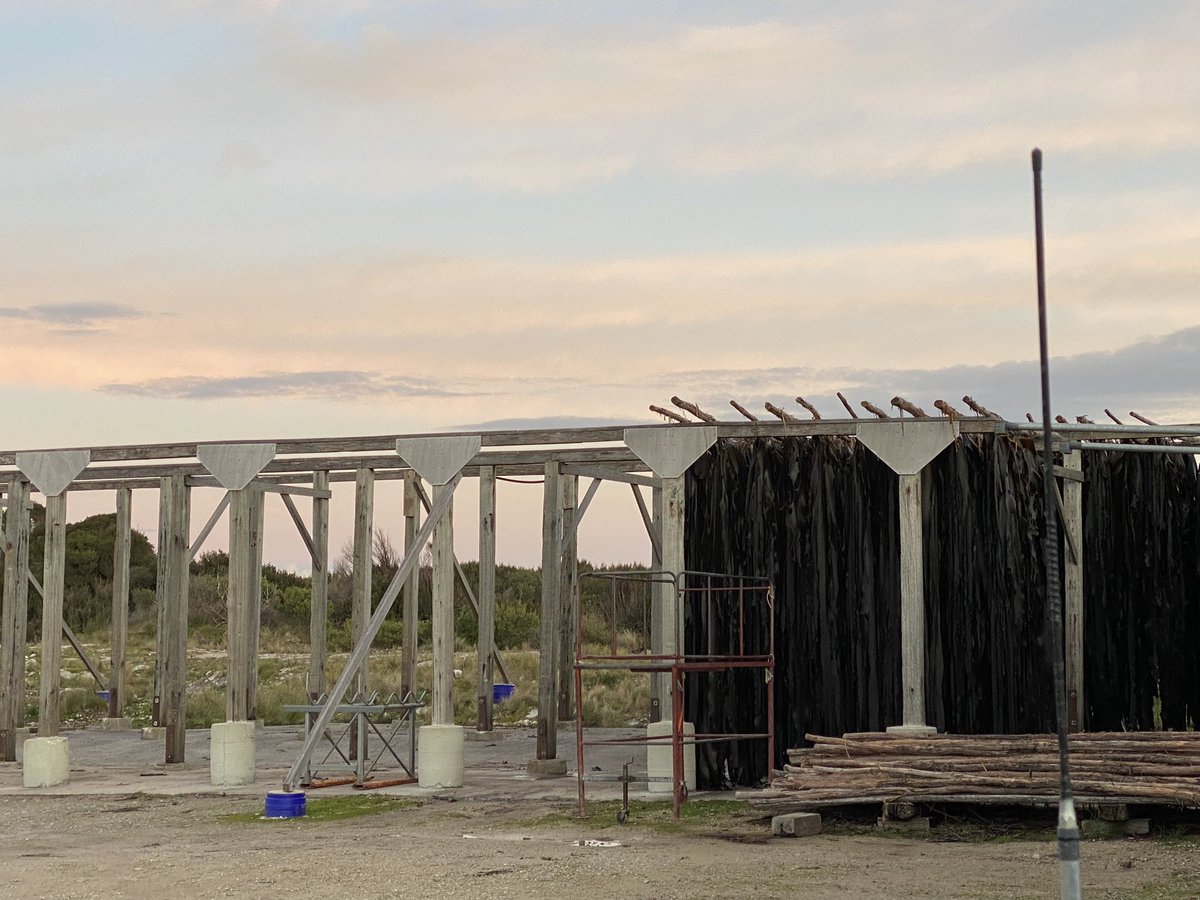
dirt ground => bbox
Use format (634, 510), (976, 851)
(6, 792), (1200, 900)
(3, 725), (1199, 899)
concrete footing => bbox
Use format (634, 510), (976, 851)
(101, 717), (133, 731)
(885, 724), (938, 736)
(526, 757), (569, 778)
(23, 736), (70, 788)
(418, 724), (464, 788)
(772, 812), (822, 837)
(210, 721), (257, 786)
(647, 720), (696, 793)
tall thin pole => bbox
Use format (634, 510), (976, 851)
(1033, 146), (1081, 900)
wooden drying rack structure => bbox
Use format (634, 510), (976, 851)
(1, 401), (1195, 785)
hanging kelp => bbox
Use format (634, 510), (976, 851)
(1082, 445), (1200, 731)
(684, 434), (1200, 790)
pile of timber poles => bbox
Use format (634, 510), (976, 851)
(773, 733), (1200, 806)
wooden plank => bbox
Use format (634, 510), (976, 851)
(559, 465), (657, 487)
(39, 493), (67, 735)
(27, 570), (106, 689)
(631, 482), (662, 562)
(250, 481), (331, 499)
(187, 491), (231, 565)
(537, 462), (562, 759)
(0, 417), (1018, 468)
(557, 477), (579, 721)
(158, 474), (190, 763)
(308, 472), (330, 700)
(898, 472), (926, 727)
(110, 487), (132, 718)
(559, 477), (601, 551)
(0, 477), (30, 760)
(476, 467), (496, 731)
(411, 479), (511, 684)
(352, 466), (374, 696)
(431, 482), (456, 726)
(1063, 449), (1085, 731)
(401, 472), (420, 698)
(280, 492), (319, 566)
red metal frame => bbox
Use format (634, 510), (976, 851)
(574, 570), (775, 820)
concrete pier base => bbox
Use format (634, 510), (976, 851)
(885, 724), (938, 736)
(526, 757), (568, 778)
(418, 724), (464, 788)
(23, 736), (70, 788)
(101, 717), (133, 731)
(210, 721), (257, 786)
(647, 720), (696, 793)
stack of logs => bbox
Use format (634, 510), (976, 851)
(770, 733), (1200, 806)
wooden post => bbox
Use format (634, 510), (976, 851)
(1063, 449), (1085, 731)
(898, 472), (925, 728)
(1, 477), (31, 761)
(157, 474), (190, 763)
(476, 466), (496, 731)
(536, 462), (562, 759)
(38, 492), (68, 736)
(431, 482), (456, 725)
(401, 471), (420, 698)
(308, 472), (330, 700)
(352, 466), (374, 696)
(109, 487), (132, 719)
(557, 476), (579, 720)
(248, 488), (264, 719)
(227, 489), (255, 721)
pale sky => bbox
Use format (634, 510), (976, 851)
(3, 1), (1198, 570)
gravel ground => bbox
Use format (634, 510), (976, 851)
(4, 790), (1200, 900)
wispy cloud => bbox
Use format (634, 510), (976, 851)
(101, 370), (476, 400)
(0, 301), (147, 333)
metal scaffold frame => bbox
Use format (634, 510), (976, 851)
(574, 570), (775, 820)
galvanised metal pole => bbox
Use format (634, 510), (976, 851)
(1033, 147), (1082, 900)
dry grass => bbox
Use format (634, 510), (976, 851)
(18, 628), (650, 731)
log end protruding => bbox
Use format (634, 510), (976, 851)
(837, 392), (860, 419)
(861, 400), (889, 419)
(795, 396), (822, 420)
(730, 400), (759, 421)
(649, 404), (688, 424)
(670, 396), (718, 423)
(765, 402), (799, 424)
(1130, 411), (1159, 426)
(962, 395), (1001, 420)
(891, 396), (927, 418)
(933, 399), (960, 421)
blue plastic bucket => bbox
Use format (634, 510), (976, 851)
(492, 683), (516, 704)
(264, 791), (306, 819)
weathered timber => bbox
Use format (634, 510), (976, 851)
(308, 472), (330, 699)
(109, 487), (132, 718)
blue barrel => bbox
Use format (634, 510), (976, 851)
(492, 683), (516, 704)
(264, 791), (306, 819)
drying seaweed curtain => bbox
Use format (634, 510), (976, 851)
(684, 435), (1200, 789)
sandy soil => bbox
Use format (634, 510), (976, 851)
(4, 791), (1199, 900)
